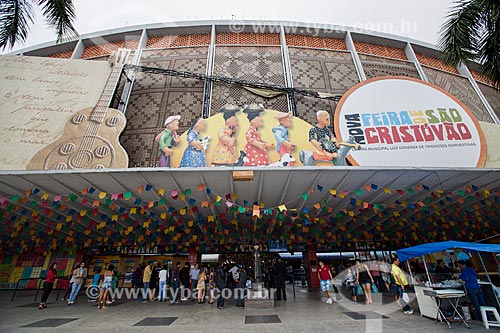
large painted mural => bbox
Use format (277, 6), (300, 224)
(163, 104), (358, 168)
(0, 55), (113, 170)
(1, 52), (499, 171)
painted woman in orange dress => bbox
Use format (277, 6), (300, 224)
(211, 105), (240, 166)
(243, 104), (274, 166)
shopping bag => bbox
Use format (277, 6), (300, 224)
(371, 283), (379, 294)
(402, 291), (409, 303)
(356, 284), (364, 296)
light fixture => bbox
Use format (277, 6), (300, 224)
(233, 170), (253, 181)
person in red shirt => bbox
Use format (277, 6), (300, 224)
(317, 261), (334, 304)
(39, 263), (57, 309)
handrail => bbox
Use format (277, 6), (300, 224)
(10, 276), (70, 302)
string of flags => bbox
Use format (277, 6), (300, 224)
(0, 181), (498, 233)
(1, 182), (499, 220)
(1, 181), (500, 254)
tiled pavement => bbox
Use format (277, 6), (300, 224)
(0, 286), (493, 332)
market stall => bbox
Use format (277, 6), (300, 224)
(396, 241), (500, 325)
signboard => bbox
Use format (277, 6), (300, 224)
(334, 77), (487, 167)
(0, 55), (112, 170)
(169, 108), (319, 168)
(268, 239), (288, 252)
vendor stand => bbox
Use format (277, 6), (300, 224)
(396, 241), (500, 327)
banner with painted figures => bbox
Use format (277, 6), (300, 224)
(160, 103), (359, 168)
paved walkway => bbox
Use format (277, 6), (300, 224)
(0, 285), (492, 332)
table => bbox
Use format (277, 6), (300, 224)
(414, 285), (440, 319)
(423, 288), (470, 329)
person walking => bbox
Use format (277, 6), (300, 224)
(197, 270), (207, 303)
(61, 265), (76, 301)
(356, 260), (375, 304)
(458, 259), (486, 320)
(97, 264), (114, 310)
(170, 262), (181, 304)
(88, 268), (102, 302)
(208, 268), (216, 304)
(68, 262), (87, 305)
(330, 265), (339, 297)
(141, 262), (153, 303)
(274, 260), (287, 301)
(190, 263), (200, 300)
(39, 263), (57, 309)
(344, 267), (357, 303)
(131, 265), (142, 289)
(380, 259), (391, 293)
(158, 264), (168, 302)
(149, 262), (157, 301)
(179, 262), (191, 301)
(235, 266), (247, 308)
(369, 261), (383, 293)
(215, 263), (226, 309)
(317, 261), (334, 304)
(391, 257), (414, 314)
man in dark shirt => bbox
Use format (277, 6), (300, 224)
(235, 266), (247, 308)
(274, 260), (287, 301)
(309, 110), (339, 161)
(179, 262), (191, 301)
(170, 262), (181, 304)
(435, 260), (452, 281)
(215, 263), (227, 309)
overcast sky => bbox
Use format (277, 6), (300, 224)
(6, 0), (454, 53)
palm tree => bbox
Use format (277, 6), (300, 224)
(0, 0), (78, 50)
(439, 0), (500, 88)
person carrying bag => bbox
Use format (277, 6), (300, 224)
(391, 257), (414, 314)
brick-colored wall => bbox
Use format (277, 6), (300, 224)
(470, 69), (494, 86)
(82, 39), (140, 59)
(415, 52), (459, 74)
(285, 34), (347, 51)
(47, 50), (74, 59)
(146, 34), (211, 49)
(354, 41), (407, 60)
(216, 33), (280, 45)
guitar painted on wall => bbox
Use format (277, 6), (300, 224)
(27, 49), (131, 170)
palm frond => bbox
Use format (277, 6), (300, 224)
(439, 0), (482, 65)
(37, 0), (78, 43)
(476, 0), (500, 87)
(0, 0), (34, 50)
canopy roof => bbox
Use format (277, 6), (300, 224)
(396, 241), (500, 262)
(1, 167), (500, 254)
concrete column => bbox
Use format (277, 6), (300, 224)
(457, 63), (500, 124)
(202, 25), (216, 118)
(280, 25), (296, 116)
(71, 39), (85, 59)
(404, 42), (428, 81)
(306, 243), (320, 288)
(118, 29), (147, 113)
(345, 32), (366, 82)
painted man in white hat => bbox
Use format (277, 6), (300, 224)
(157, 115), (181, 167)
(272, 111), (296, 165)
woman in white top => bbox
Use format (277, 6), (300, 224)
(158, 265), (168, 301)
(98, 264), (114, 309)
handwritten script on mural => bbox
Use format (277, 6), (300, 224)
(0, 55), (111, 170)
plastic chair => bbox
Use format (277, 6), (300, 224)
(480, 306), (500, 329)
